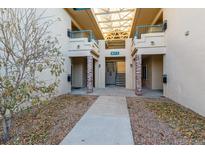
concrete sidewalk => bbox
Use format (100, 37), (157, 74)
(71, 87), (163, 98)
(60, 96), (134, 145)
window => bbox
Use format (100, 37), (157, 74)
(142, 65), (148, 80)
(105, 40), (125, 49)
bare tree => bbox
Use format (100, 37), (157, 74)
(0, 8), (64, 143)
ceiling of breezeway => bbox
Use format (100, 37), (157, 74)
(92, 8), (136, 40)
(65, 8), (162, 41)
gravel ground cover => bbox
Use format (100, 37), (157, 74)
(0, 94), (97, 145)
(127, 97), (205, 145)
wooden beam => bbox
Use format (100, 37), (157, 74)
(101, 25), (131, 29)
(151, 9), (163, 25)
(95, 9), (135, 15)
(88, 9), (105, 40)
(64, 8), (83, 30)
(103, 31), (129, 34)
(98, 18), (132, 23)
(129, 8), (141, 38)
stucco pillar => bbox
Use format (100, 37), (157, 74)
(135, 54), (142, 95)
(87, 56), (93, 93)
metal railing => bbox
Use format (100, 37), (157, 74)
(69, 30), (98, 44)
(135, 24), (164, 39)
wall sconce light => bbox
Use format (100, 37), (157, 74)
(67, 74), (71, 82)
(163, 20), (167, 31)
(162, 74), (167, 84)
(99, 64), (101, 68)
(150, 41), (155, 46)
(130, 64), (133, 67)
(67, 29), (71, 37)
(185, 30), (190, 36)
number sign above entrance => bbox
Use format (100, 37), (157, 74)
(110, 51), (120, 56)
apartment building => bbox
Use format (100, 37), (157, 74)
(39, 8), (205, 116)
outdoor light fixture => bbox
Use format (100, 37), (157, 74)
(150, 41), (155, 46)
(67, 29), (71, 37)
(185, 30), (190, 36)
(163, 20), (167, 31)
(162, 74), (167, 84)
(130, 64), (133, 67)
(99, 64), (101, 68)
(67, 74), (71, 82)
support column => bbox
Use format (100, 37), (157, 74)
(135, 54), (142, 95)
(87, 56), (93, 93)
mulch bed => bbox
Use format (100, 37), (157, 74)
(127, 97), (205, 145)
(0, 94), (98, 145)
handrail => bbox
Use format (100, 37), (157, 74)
(135, 24), (163, 39)
(69, 30), (98, 44)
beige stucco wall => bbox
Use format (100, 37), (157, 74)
(132, 58), (136, 90)
(36, 9), (72, 95)
(142, 57), (152, 89)
(163, 9), (205, 116)
(71, 57), (87, 88)
(142, 55), (163, 90)
(117, 62), (126, 73)
(152, 55), (163, 90)
(94, 60), (99, 88)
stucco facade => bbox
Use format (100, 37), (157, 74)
(163, 9), (205, 116)
(36, 9), (72, 95)
(34, 8), (205, 116)
(97, 39), (133, 89)
(142, 55), (163, 90)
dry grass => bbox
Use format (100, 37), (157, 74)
(0, 94), (98, 145)
(127, 97), (205, 145)
(145, 99), (205, 144)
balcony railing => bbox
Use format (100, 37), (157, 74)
(69, 30), (98, 44)
(135, 24), (164, 39)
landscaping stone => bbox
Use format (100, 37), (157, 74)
(127, 97), (205, 145)
(0, 94), (97, 145)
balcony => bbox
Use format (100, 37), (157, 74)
(132, 24), (166, 55)
(68, 30), (99, 57)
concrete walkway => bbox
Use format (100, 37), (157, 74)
(71, 87), (163, 98)
(60, 96), (134, 145)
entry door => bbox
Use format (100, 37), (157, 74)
(106, 62), (117, 85)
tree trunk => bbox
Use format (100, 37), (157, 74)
(2, 115), (11, 143)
